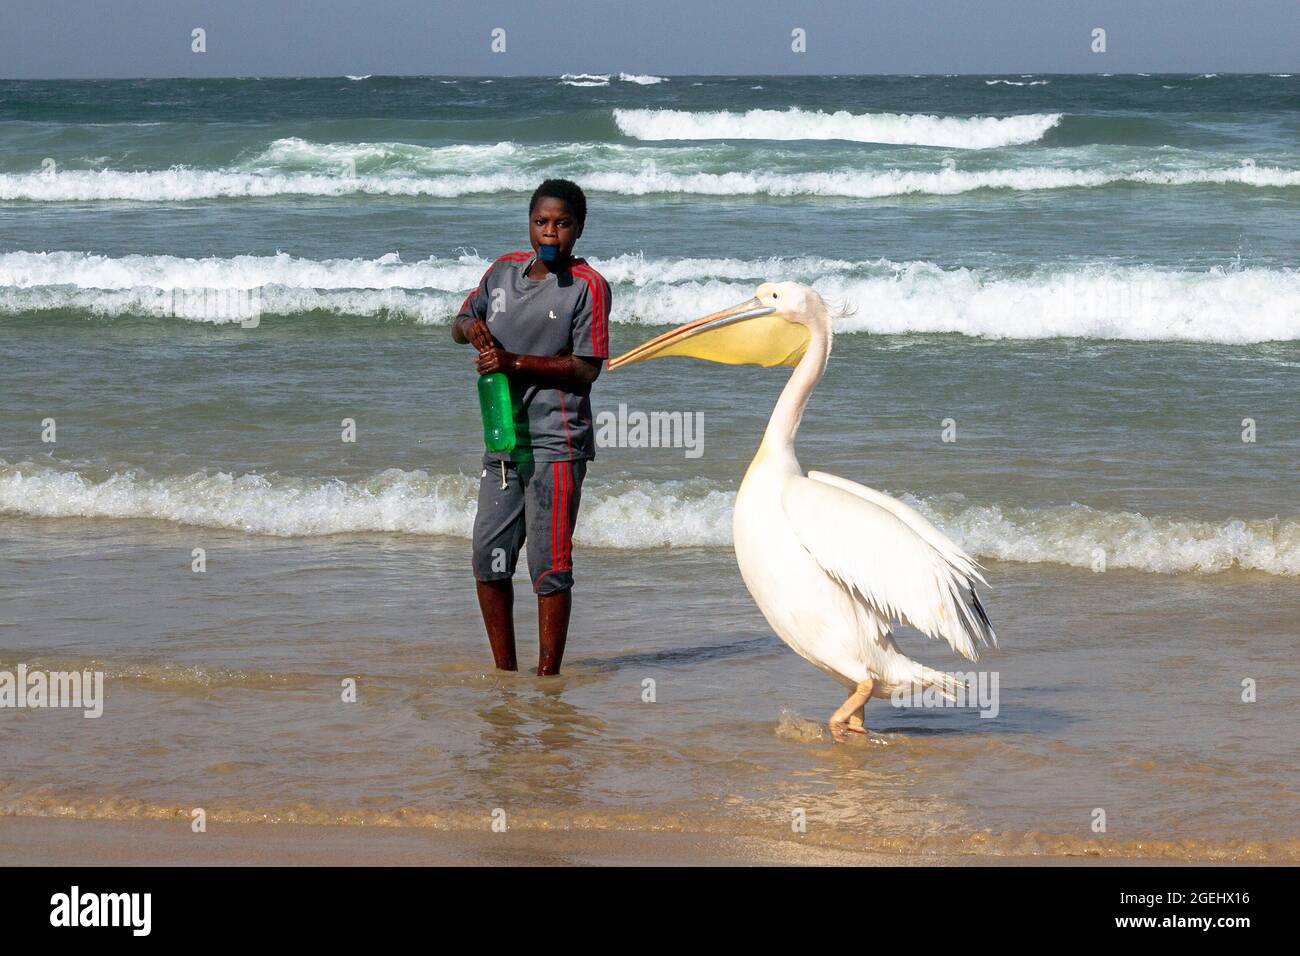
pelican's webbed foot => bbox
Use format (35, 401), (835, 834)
(828, 679), (874, 743)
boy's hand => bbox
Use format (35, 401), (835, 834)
(476, 345), (518, 376)
(455, 315), (494, 352)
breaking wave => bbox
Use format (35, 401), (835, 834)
(4, 135), (1295, 201)
(3, 163), (1289, 201)
(3, 250), (1297, 343)
(612, 107), (1062, 147)
(2, 462), (1295, 577)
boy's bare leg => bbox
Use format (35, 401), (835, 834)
(476, 579), (517, 671)
(537, 590), (571, 676)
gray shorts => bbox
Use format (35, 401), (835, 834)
(472, 456), (588, 595)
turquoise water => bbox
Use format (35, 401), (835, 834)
(1, 75), (1296, 857)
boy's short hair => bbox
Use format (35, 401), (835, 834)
(529, 179), (587, 227)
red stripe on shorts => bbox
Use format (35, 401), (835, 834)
(550, 462), (561, 571)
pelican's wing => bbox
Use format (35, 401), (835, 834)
(781, 473), (996, 661)
(806, 471), (990, 586)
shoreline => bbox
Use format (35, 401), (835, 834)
(0, 816), (1228, 867)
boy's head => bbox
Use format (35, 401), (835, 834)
(529, 179), (586, 262)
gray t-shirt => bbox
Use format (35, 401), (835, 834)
(457, 250), (611, 463)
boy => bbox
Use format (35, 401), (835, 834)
(452, 179), (611, 677)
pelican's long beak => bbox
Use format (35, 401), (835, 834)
(609, 296), (810, 370)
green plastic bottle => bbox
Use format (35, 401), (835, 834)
(477, 372), (517, 453)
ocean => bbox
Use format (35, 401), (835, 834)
(1, 73), (1297, 860)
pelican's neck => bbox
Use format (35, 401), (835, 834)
(755, 322), (830, 469)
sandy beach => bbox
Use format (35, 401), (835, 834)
(2, 816), (1212, 867)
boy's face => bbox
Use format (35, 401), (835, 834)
(529, 197), (582, 260)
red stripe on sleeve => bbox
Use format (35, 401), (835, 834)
(571, 265), (608, 358)
(460, 253), (530, 316)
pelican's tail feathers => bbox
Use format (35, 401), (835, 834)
(906, 663), (969, 704)
(960, 585), (998, 653)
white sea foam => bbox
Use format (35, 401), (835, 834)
(984, 80), (1051, 87)
(613, 107), (1063, 148)
(559, 73), (610, 87)
(0, 250), (487, 292)
(0, 284), (462, 324)
(618, 73), (668, 85)
(798, 261), (1300, 343)
(0, 249), (862, 294)
(908, 495), (1300, 578)
(2, 463), (1295, 577)
(556, 72), (663, 88)
(0, 168), (482, 201)
(5, 159), (1295, 202)
(609, 264), (1300, 342)
(3, 251), (1298, 342)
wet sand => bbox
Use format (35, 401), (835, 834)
(2, 520), (1297, 864)
(0, 816), (1200, 867)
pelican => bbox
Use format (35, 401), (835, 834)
(610, 283), (997, 741)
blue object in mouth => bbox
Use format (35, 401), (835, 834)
(538, 244), (560, 262)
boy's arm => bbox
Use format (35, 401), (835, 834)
(452, 267), (493, 349)
(473, 268), (609, 390)
(476, 349), (600, 389)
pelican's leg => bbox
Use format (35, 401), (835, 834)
(828, 678), (874, 742)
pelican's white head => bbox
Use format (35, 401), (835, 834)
(609, 281), (829, 371)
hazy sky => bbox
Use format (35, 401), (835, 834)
(1, 0), (1296, 78)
